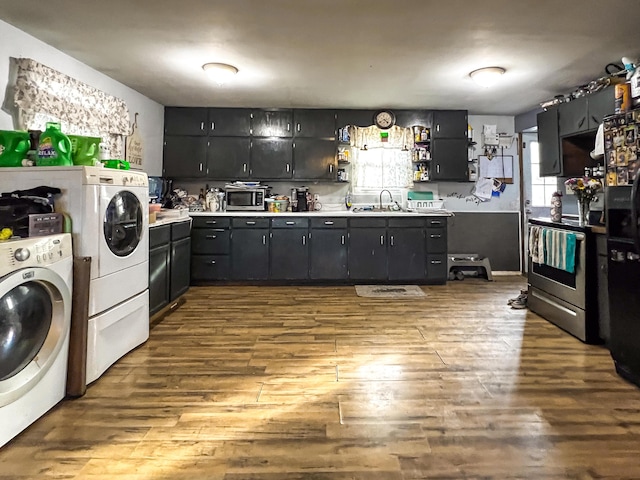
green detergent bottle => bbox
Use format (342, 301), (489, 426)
(37, 122), (72, 166)
(0, 130), (31, 167)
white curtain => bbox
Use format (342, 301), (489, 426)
(12, 57), (131, 159)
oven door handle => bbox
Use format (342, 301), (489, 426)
(632, 171), (640, 254)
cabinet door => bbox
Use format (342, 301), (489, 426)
(432, 111), (467, 139)
(293, 109), (336, 138)
(426, 227), (447, 253)
(251, 110), (293, 137)
(388, 228), (426, 281)
(394, 110), (433, 129)
(149, 245), (170, 315)
(537, 108), (561, 176)
(191, 229), (230, 254)
(231, 228), (269, 280)
(431, 138), (468, 181)
(250, 138), (293, 179)
(348, 228), (387, 280)
(293, 138), (337, 180)
(270, 229), (309, 279)
(559, 96), (588, 136)
(164, 107), (208, 136)
(163, 136), (207, 178)
(588, 88), (615, 130)
(208, 108), (251, 136)
(191, 255), (230, 281)
(426, 254), (448, 283)
(206, 137), (251, 179)
(170, 237), (191, 300)
(336, 110), (377, 128)
(309, 229), (348, 279)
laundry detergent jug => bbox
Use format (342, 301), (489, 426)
(68, 135), (101, 166)
(0, 130), (31, 167)
(36, 122), (72, 166)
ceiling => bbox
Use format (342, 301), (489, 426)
(2, 0), (640, 116)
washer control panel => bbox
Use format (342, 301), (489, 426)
(0, 234), (73, 277)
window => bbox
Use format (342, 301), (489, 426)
(351, 148), (413, 190)
(530, 141), (557, 207)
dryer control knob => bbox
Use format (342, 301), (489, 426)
(14, 247), (30, 261)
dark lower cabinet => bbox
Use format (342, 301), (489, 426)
(170, 237), (191, 300)
(388, 227), (426, 281)
(310, 228), (348, 280)
(191, 217), (231, 281)
(149, 243), (170, 315)
(270, 229), (309, 279)
(231, 220), (269, 280)
(149, 221), (191, 316)
(348, 227), (387, 280)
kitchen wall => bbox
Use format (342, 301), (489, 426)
(0, 19), (165, 175)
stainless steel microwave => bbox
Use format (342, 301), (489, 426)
(225, 187), (268, 211)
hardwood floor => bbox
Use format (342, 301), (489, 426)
(2, 276), (640, 479)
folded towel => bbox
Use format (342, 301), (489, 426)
(538, 227), (546, 265)
(529, 226), (541, 263)
(543, 229), (576, 273)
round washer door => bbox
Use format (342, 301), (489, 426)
(0, 268), (71, 407)
(103, 190), (143, 257)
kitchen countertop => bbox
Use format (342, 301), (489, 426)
(188, 209), (453, 217)
(149, 213), (192, 227)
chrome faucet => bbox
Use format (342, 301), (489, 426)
(379, 189), (393, 210)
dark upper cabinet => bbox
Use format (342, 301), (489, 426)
(163, 135), (207, 178)
(388, 227), (426, 281)
(559, 96), (588, 136)
(250, 138), (293, 179)
(206, 137), (251, 179)
(208, 108), (251, 136)
(251, 110), (293, 137)
(537, 108), (561, 176)
(587, 88), (615, 129)
(394, 110), (433, 129)
(431, 138), (468, 181)
(293, 138), (336, 180)
(348, 227), (387, 280)
(432, 110), (467, 139)
(293, 109), (336, 138)
(336, 109), (377, 128)
(165, 107), (208, 136)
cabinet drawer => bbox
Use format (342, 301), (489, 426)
(149, 224), (170, 248)
(232, 217), (270, 228)
(271, 217), (309, 228)
(191, 229), (230, 254)
(171, 220), (191, 240)
(192, 216), (230, 229)
(427, 254), (448, 281)
(426, 228), (447, 253)
(191, 255), (230, 281)
(388, 217), (425, 228)
(349, 217), (386, 228)
(310, 217), (348, 229)
(426, 217), (447, 228)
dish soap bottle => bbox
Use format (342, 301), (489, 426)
(36, 122), (72, 166)
(345, 190), (352, 210)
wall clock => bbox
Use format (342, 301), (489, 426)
(374, 110), (396, 130)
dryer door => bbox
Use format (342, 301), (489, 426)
(103, 190), (143, 257)
(0, 268), (71, 406)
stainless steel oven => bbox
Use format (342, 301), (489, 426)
(527, 220), (600, 343)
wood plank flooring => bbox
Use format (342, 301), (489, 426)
(3, 276), (640, 479)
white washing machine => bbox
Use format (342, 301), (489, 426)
(0, 234), (73, 448)
(0, 167), (149, 385)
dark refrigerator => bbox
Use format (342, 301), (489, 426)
(604, 109), (640, 386)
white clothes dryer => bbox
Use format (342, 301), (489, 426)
(0, 234), (73, 448)
(0, 167), (150, 385)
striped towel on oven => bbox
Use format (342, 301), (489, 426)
(543, 229), (577, 273)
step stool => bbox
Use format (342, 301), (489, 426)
(447, 253), (493, 281)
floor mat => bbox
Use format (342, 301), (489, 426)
(355, 285), (426, 298)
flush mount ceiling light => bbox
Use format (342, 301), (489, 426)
(202, 62), (239, 84)
(469, 67), (506, 87)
